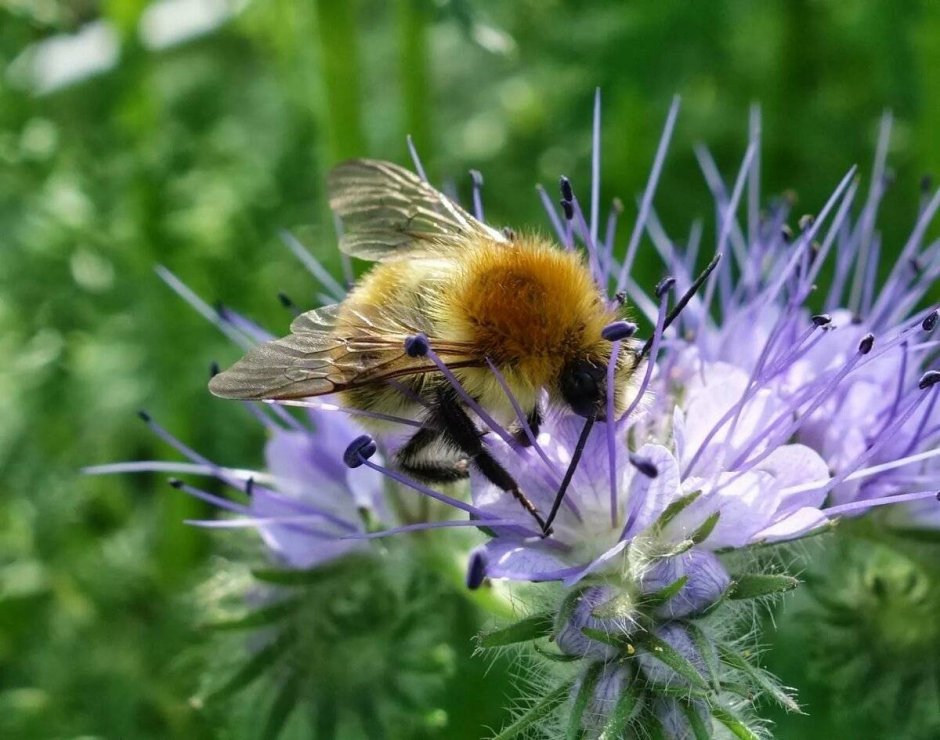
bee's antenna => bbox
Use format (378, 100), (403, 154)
(541, 413), (597, 536)
(637, 252), (722, 363)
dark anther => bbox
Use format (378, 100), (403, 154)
(922, 310), (939, 332)
(858, 334), (875, 355)
(811, 314), (832, 327)
(910, 257), (924, 275)
(404, 333), (430, 357)
(559, 176), (573, 203)
(851, 313), (864, 325)
(137, 410), (152, 422)
(935, 490), (940, 502)
(466, 548), (488, 590)
(919, 371), (940, 390)
(214, 301), (229, 320)
(502, 226), (517, 241)
(470, 169), (483, 187)
(655, 276), (676, 299)
(278, 292), (296, 309)
(209, 361), (220, 378)
(881, 170), (896, 189)
(614, 291), (627, 306)
(921, 174), (934, 193)
(629, 453), (659, 478)
(344, 435), (378, 468)
(781, 225), (793, 243)
(602, 321), (638, 341)
(245, 477), (254, 496)
(168, 478), (183, 489)
(798, 214), (815, 231)
(560, 199), (574, 220)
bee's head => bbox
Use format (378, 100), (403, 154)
(558, 322), (637, 421)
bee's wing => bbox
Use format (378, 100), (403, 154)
(208, 303), (478, 401)
(328, 159), (509, 261)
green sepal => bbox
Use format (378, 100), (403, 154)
(479, 611), (555, 648)
(711, 706), (762, 740)
(633, 631), (709, 690)
(679, 700), (711, 740)
(684, 621), (722, 692)
(629, 705), (665, 740)
(200, 598), (301, 631)
(581, 626), (630, 649)
(598, 678), (643, 740)
(201, 628), (296, 704)
(261, 672), (300, 740)
(491, 681), (572, 740)
(728, 573), (799, 600)
(533, 643), (582, 662)
(642, 575), (689, 609)
(717, 643), (801, 713)
(566, 662), (603, 740)
(652, 490), (702, 532)
(690, 511), (720, 544)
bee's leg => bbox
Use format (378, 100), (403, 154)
(512, 403), (542, 448)
(397, 426), (469, 484)
(434, 391), (549, 533)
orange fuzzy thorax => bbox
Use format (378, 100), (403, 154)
(445, 235), (617, 386)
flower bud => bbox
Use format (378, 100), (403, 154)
(641, 550), (731, 618)
(577, 663), (640, 734)
(636, 624), (706, 687)
(654, 698), (712, 740)
(555, 586), (634, 661)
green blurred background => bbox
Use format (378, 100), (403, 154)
(1, 0), (939, 737)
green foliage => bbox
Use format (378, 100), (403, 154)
(2, 1), (939, 737)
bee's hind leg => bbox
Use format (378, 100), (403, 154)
(396, 426), (469, 484)
(433, 390), (550, 534)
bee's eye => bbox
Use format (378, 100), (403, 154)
(560, 360), (604, 417)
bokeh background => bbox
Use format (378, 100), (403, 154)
(2, 1), (939, 737)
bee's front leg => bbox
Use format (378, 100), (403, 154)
(433, 390), (550, 534)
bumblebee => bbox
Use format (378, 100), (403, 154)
(210, 160), (640, 533)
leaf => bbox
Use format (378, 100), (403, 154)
(202, 629), (296, 704)
(201, 598), (301, 631)
(716, 644), (802, 713)
(684, 622), (722, 692)
(490, 682), (572, 740)
(727, 574), (799, 600)
(679, 701), (711, 740)
(566, 662), (602, 740)
(633, 631), (709, 690)
(478, 612), (555, 648)
(652, 490), (702, 532)
(251, 556), (370, 587)
(711, 706), (762, 740)
(597, 681), (643, 740)
(261, 673), (300, 740)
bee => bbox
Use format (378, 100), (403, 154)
(209, 160), (641, 534)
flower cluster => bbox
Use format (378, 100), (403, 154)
(94, 95), (939, 738)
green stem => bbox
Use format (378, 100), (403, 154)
(396, 0), (433, 163)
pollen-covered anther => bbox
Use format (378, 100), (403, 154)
(602, 321), (638, 341)
(628, 453), (659, 478)
(811, 314), (832, 327)
(655, 276), (676, 298)
(858, 333), (875, 355)
(922, 309), (939, 332)
(918, 370), (940, 390)
(343, 434), (378, 468)
(404, 333), (430, 358)
(798, 213), (815, 230)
